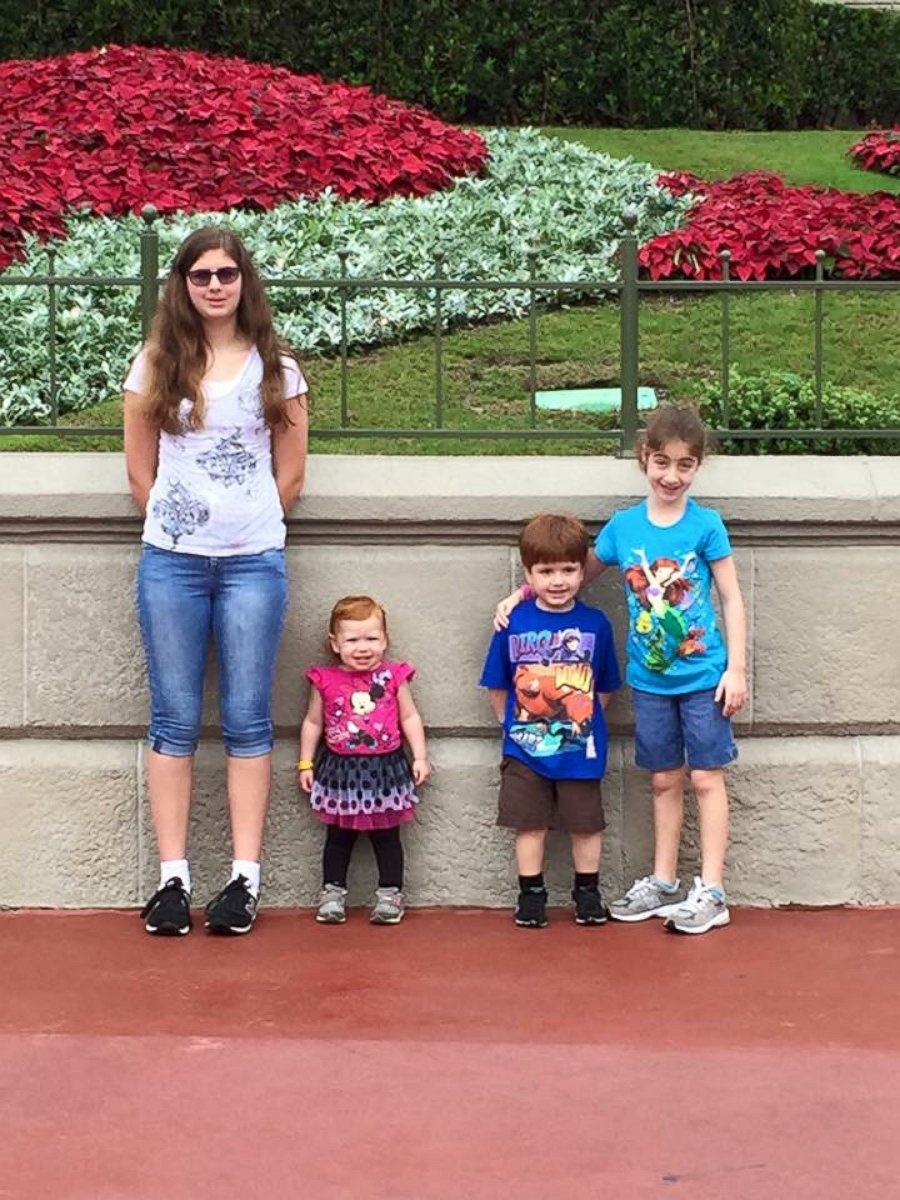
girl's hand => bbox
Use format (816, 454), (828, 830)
(412, 758), (431, 786)
(715, 669), (747, 718)
(298, 768), (314, 793)
(493, 587), (525, 631)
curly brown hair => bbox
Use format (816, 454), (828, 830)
(141, 226), (301, 433)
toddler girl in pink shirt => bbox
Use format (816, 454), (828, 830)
(298, 595), (430, 924)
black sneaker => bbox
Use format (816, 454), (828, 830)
(573, 886), (609, 926)
(514, 887), (548, 928)
(141, 877), (192, 936)
(205, 875), (258, 935)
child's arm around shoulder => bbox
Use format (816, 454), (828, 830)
(397, 681), (431, 785)
(710, 554), (748, 718)
(297, 686), (324, 794)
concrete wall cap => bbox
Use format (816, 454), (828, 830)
(0, 452), (895, 520)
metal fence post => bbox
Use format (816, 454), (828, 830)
(433, 252), (445, 428)
(619, 207), (639, 456)
(47, 247), (59, 426)
(527, 248), (539, 427)
(814, 249), (825, 426)
(720, 249), (731, 427)
(338, 249), (349, 428)
(140, 205), (159, 339)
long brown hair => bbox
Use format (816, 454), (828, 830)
(142, 226), (301, 433)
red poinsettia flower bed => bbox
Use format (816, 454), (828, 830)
(849, 129), (900, 177)
(0, 44), (487, 271)
(643, 170), (900, 281)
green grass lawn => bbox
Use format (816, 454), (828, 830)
(542, 128), (900, 194)
(3, 128), (897, 453)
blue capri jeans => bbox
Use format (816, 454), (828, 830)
(136, 544), (288, 758)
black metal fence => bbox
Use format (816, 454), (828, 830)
(1, 207), (898, 452)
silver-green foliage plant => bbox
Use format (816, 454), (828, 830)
(0, 129), (690, 424)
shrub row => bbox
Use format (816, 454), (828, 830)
(0, 0), (897, 128)
(698, 369), (900, 456)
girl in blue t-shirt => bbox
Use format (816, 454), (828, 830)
(495, 407), (747, 935)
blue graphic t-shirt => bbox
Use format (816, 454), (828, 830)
(480, 599), (621, 780)
(595, 498), (731, 695)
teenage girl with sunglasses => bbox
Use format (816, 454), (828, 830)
(124, 225), (308, 937)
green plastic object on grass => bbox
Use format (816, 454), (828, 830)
(535, 387), (657, 413)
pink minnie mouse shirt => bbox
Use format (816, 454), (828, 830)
(306, 661), (415, 755)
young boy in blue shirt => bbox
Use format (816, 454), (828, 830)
(480, 513), (621, 927)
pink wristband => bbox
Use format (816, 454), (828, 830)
(520, 583), (533, 601)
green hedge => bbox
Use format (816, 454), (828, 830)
(698, 369), (900, 455)
(0, 0), (897, 128)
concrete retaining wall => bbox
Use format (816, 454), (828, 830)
(1, 452), (898, 909)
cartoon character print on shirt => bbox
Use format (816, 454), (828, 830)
(196, 430), (258, 488)
(328, 667), (396, 753)
(550, 629), (591, 663)
(152, 479), (210, 547)
(623, 547), (708, 674)
(507, 627), (597, 760)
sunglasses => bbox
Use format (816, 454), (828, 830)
(186, 266), (241, 287)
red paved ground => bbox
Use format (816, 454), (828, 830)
(2, 907), (898, 1199)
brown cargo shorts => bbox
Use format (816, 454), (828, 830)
(497, 756), (606, 834)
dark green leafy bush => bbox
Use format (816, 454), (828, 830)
(698, 369), (900, 455)
(806, 5), (900, 128)
(0, 0), (896, 128)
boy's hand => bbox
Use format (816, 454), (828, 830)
(412, 757), (431, 786)
(715, 669), (747, 718)
(493, 587), (525, 631)
(298, 767), (314, 793)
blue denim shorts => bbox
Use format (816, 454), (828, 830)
(632, 686), (737, 772)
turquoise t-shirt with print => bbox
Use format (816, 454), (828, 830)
(595, 498), (731, 695)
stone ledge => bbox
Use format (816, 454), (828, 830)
(1, 454), (897, 537)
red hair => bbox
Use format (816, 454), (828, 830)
(623, 558), (693, 608)
(328, 595), (388, 640)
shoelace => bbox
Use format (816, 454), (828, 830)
(626, 876), (659, 901)
(212, 876), (255, 912)
(140, 878), (186, 918)
(675, 880), (709, 913)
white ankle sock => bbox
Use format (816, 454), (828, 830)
(231, 860), (260, 896)
(160, 859), (191, 894)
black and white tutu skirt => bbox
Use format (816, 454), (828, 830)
(310, 748), (418, 830)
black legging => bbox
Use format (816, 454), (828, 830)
(323, 824), (404, 890)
